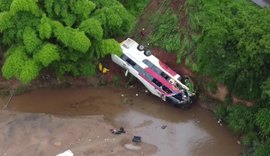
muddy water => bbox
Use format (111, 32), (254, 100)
(6, 86), (242, 156)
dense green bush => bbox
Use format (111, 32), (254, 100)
(186, 0), (270, 100)
(118, 0), (150, 16)
(226, 105), (254, 134)
(254, 143), (270, 156)
(0, 0), (135, 83)
(213, 103), (227, 120)
(255, 109), (270, 137)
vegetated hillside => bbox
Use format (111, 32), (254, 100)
(185, 0), (270, 155)
(130, 0), (270, 155)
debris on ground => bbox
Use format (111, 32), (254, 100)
(161, 125), (167, 129)
(136, 94), (139, 96)
(110, 127), (126, 135)
(56, 149), (74, 156)
(121, 94), (124, 97)
(217, 119), (223, 126)
(145, 90), (148, 93)
(132, 136), (142, 144)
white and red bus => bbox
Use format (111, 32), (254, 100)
(111, 38), (196, 108)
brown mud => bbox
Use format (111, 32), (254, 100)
(0, 86), (242, 156)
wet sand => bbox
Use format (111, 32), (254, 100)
(0, 86), (242, 156)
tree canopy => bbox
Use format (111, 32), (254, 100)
(0, 0), (134, 83)
(186, 0), (270, 100)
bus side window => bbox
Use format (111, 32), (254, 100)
(127, 59), (136, 66)
(152, 78), (162, 87)
(161, 72), (169, 80)
(162, 86), (172, 94)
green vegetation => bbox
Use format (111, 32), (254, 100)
(179, 0), (270, 154)
(0, 0), (135, 84)
(118, 0), (150, 16)
(186, 0), (270, 100)
(148, 8), (181, 52)
(129, 4), (270, 153)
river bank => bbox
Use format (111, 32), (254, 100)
(0, 85), (242, 156)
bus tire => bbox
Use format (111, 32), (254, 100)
(144, 50), (151, 56)
(137, 45), (145, 51)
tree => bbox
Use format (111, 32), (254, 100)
(186, 0), (270, 100)
(226, 105), (254, 134)
(254, 143), (270, 156)
(0, 0), (134, 83)
(255, 109), (270, 137)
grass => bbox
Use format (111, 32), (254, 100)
(147, 8), (181, 52)
(113, 75), (121, 87)
(13, 86), (30, 96)
(0, 89), (9, 97)
(119, 0), (151, 16)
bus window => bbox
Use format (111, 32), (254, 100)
(161, 72), (169, 80)
(152, 78), (162, 87)
(161, 86), (172, 94)
(143, 59), (162, 74)
(122, 55), (136, 66)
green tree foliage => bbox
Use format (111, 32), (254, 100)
(19, 60), (40, 84)
(93, 3), (135, 37)
(261, 78), (270, 104)
(0, 0), (12, 12)
(186, 0), (270, 99)
(185, 0), (270, 153)
(213, 103), (227, 120)
(0, 12), (12, 32)
(2, 46), (28, 79)
(255, 109), (270, 137)
(94, 39), (122, 59)
(35, 43), (60, 67)
(226, 105), (254, 134)
(254, 143), (270, 156)
(23, 26), (41, 53)
(0, 0), (135, 83)
(118, 0), (150, 16)
(79, 19), (103, 40)
(10, 0), (40, 16)
(38, 16), (52, 39)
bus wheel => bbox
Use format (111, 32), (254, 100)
(137, 45), (145, 51)
(144, 50), (152, 56)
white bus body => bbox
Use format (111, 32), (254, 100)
(111, 38), (195, 107)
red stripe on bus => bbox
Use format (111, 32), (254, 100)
(144, 67), (178, 91)
(139, 73), (167, 95)
(159, 61), (177, 76)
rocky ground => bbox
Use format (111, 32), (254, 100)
(0, 110), (157, 156)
